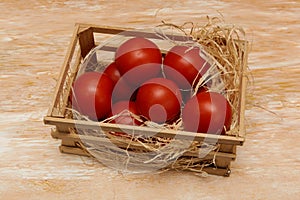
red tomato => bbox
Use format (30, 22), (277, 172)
(163, 45), (210, 90)
(103, 62), (121, 86)
(182, 92), (232, 135)
(110, 101), (141, 126)
(72, 72), (114, 121)
(135, 78), (182, 124)
(115, 37), (162, 86)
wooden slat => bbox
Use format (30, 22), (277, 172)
(61, 138), (76, 147)
(59, 145), (89, 156)
(87, 44), (170, 56)
(58, 145), (231, 176)
(238, 76), (247, 138)
(59, 49), (82, 118)
(215, 158), (231, 168)
(45, 116), (245, 145)
(78, 27), (95, 58)
(237, 42), (249, 138)
(219, 144), (236, 153)
(202, 167), (231, 177)
(51, 129), (236, 162)
(47, 24), (80, 117)
(59, 145), (230, 176)
(50, 128), (67, 138)
(77, 23), (130, 34)
(78, 23), (192, 41)
(59, 144), (232, 165)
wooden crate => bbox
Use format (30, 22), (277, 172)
(44, 23), (248, 177)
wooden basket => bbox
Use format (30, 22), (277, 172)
(44, 23), (248, 176)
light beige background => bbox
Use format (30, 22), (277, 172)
(0, 0), (299, 199)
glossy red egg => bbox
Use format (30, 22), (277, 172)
(135, 77), (182, 124)
(72, 72), (114, 121)
(103, 62), (121, 86)
(110, 101), (141, 126)
(163, 45), (210, 90)
(111, 76), (135, 103)
(115, 37), (162, 86)
(182, 92), (232, 135)
(102, 62), (137, 102)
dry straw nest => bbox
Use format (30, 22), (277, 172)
(67, 16), (249, 175)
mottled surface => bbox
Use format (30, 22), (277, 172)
(0, 0), (300, 199)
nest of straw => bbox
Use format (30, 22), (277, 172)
(155, 17), (248, 134)
(66, 16), (248, 174)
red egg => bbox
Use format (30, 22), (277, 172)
(72, 72), (114, 121)
(115, 37), (162, 86)
(111, 76), (135, 103)
(135, 77), (182, 124)
(103, 62), (137, 102)
(181, 86), (208, 104)
(103, 62), (121, 86)
(182, 92), (232, 135)
(163, 45), (210, 90)
(110, 101), (141, 126)
(108, 101), (141, 137)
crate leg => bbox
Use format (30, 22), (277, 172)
(59, 145), (90, 156)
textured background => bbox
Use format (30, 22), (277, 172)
(1, 1), (300, 199)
